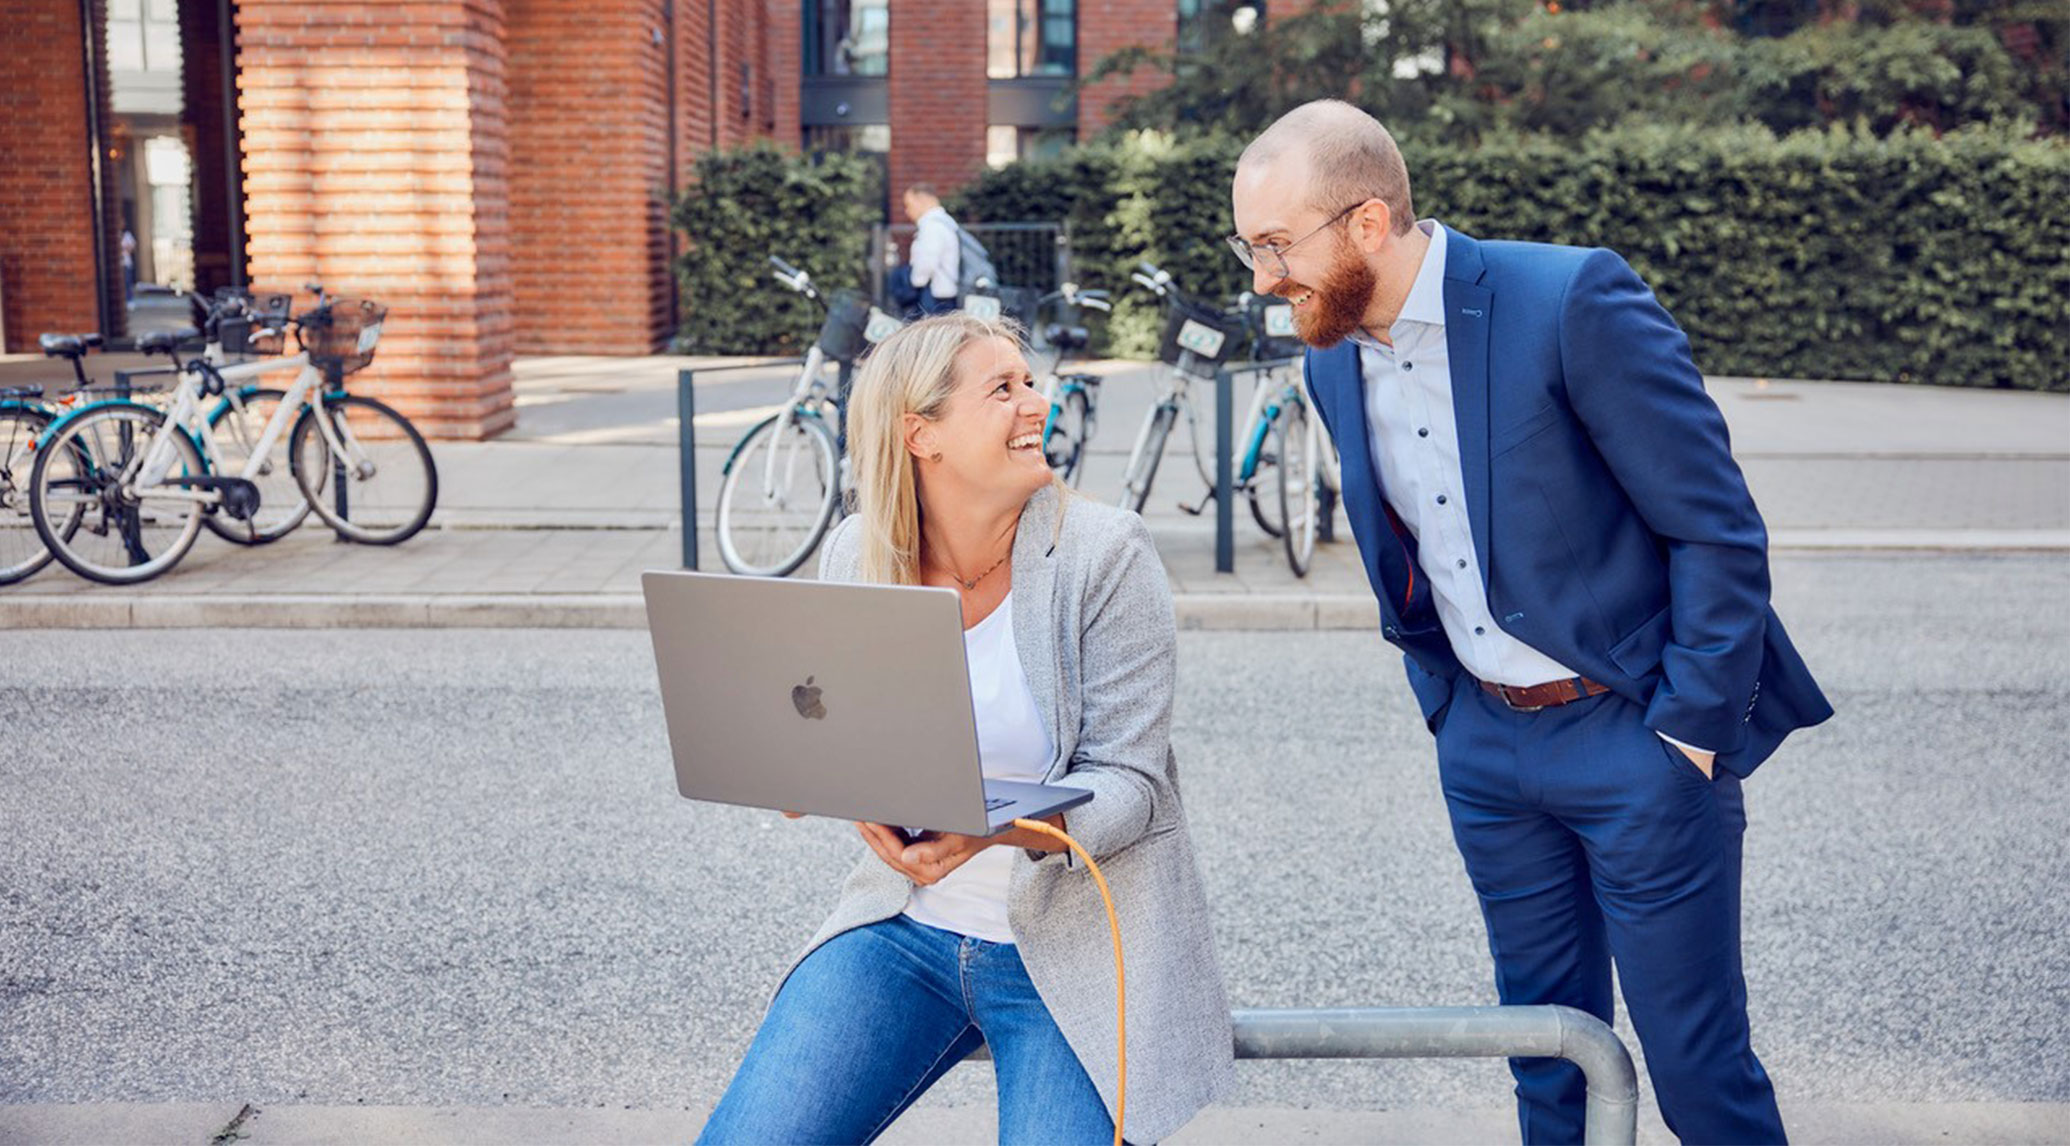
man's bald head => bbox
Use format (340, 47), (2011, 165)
(1239, 100), (1415, 237)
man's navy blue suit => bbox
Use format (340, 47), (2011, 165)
(1303, 226), (1832, 1144)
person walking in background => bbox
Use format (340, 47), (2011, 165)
(887, 184), (961, 320)
(1229, 99), (1832, 1145)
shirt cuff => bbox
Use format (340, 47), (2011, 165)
(1658, 731), (1714, 757)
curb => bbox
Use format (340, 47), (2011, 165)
(0, 593), (1386, 632)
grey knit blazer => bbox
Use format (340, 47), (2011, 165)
(789, 483), (1235, 1143)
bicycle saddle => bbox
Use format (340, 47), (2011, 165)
(38, 332), (104, 359)
(1044, 324), (1091, 351)
(136, 327), (200, 355)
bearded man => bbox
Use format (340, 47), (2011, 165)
(1229, 100), (1831, 1145)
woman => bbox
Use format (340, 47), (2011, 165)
(696, 314), (1234, 1145)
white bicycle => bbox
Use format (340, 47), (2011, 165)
(27, 290), (438, 585)
(713, 257), (899, 578)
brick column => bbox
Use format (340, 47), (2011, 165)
(236, 0), (516, 440)
(1078, 0), (1176, 138)
(507, 0), (671, 354)
(765, 0), (801, 155)
(888, 0), (986, 208)
(0, 0), (114, 352)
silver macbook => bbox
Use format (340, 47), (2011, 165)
(641, 570), (1092, 837)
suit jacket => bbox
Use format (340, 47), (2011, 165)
(796, 484), (1235, 1143)
(1303, 226), (1832, 776)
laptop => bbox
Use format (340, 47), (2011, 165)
(641, 570), (1093, 837)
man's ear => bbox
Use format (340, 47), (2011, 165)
(1351, 198), (1393, 253)
(901, 412), (936, 461)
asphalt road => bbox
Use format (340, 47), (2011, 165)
(2, 552), (2066, 1121)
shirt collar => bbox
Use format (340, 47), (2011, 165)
(1346, 219), (1446, 353)
(1397, 219), (1447, 328)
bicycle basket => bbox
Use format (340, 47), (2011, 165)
(304, 298), (388, 375)
(817, 289), (874, 361)
(1156, 295), (1241, 371)
(1245, 294), (1304, 362)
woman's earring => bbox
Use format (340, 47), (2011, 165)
(930, 451), (943, 463)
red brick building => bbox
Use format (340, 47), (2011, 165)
(0, 0), (1255, 438)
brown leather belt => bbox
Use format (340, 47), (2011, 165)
(1479, 675), (1612, 712)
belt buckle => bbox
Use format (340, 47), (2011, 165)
(1497, 686), (1546, 713)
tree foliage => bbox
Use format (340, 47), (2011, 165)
(671, 143), (880, 355)
(1084, 0), (2067, 143)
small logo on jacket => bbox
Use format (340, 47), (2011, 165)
(791, 676), (828, 720)
(1460, 307), (1486, 318)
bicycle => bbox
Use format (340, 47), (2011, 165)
(1114, 263), (1256, 520)
(1022, 282), (1111, 487)
(1, 333), (112, 584)
(713, 256), (901, 578)
(27, 289), (438, 585)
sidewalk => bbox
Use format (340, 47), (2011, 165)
(4, 1099), (2066, 1145)
(2, 355), (2064, 630)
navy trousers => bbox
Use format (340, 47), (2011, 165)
(1436, 681), (1786, 1145)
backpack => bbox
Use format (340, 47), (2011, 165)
(953, 224), (997, 296)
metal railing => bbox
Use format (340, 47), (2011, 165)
(968, 1004), (1639, 1145)
(1233, 1006), (1638, 1145)
(868, 221), (1072, 309)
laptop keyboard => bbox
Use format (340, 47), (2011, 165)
(984, 796), (1013, 812)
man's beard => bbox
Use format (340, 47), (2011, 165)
(1282, 242), (1376, 349)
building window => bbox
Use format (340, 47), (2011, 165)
(986, 125), (1076, 169)
(804, 0), (889, 77)
(987, 0), (1075, 80)
(1177, 0), (1261, 56)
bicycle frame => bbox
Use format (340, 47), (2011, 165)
(44, 347), (351, 513)
(757, 344), (833, 500)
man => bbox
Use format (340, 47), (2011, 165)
(889, 184), (961, 319)
(1229, 100), (1831, 1145)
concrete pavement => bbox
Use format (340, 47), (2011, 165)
(2, 354), (2064, 629)
(5, 1100), (2067, 1144)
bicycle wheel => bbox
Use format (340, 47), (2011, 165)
(716, 411), (840, 577)
(1, 406), (66, 584)
(1119, 403), (1176, 515)
(1043, 384), (1092, 486)
(29, 402), (208, 585)
(290, 394), (438, 545)
(203, 387), (311, 545)
(1277, 399), (1319, 578)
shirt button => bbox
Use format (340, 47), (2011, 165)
(1417, 428), (1430, 438)
(1402, 361), (1414, 371)
(1435, 495), (1448, 505)
(1456, 558), (1468, 569)
(1474, 626), (1486, 636)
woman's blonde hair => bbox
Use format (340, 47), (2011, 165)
(845, 312), (1051, 585)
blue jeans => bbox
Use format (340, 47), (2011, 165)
(697, 915), (1116, 1145)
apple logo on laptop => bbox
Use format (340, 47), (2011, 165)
(792, 676), (827, 720)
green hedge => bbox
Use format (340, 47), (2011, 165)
(672, 143), (880, 355)
(952, 125), (2070, 390)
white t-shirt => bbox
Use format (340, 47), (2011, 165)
(901, 595), (1053, 943)
(909, 207), (962, 300)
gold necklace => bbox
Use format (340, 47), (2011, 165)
(942, 549), (1010, 591)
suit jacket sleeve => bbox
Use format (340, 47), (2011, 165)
(1559, 249), (1770, 754)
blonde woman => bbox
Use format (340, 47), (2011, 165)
(695, 315), (1233, 1145)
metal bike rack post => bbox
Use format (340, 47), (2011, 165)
(969, 1004), (1638, 1144)
(1232, 1005), (1639, 1146)
(676, 359), (807, 571)
(1215, 364), (1234, 574)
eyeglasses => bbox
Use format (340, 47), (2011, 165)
(1225, 201), (1366, 281)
